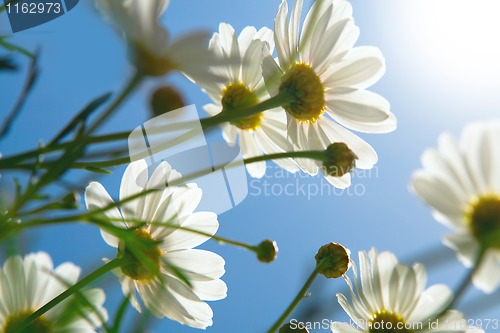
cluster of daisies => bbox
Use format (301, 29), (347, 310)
(2, 0), (499, 332)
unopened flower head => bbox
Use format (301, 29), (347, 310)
(0, 252), (107, 333)
(85, 159), (227, 329)
(332, 248), (482, 333)
(150, 85), (185, 117)
(323, 142), (358, 177)
(96, 0), (223, 80)
(264, 0), (396, 189)
(194, 23), (299, 178)
(256, 240), (279, 263)
(315, 242), (350, 278)
(411, 120), (500, 293)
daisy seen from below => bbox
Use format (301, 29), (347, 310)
(85, 159), (227, 329)
(411, 120), (500, 294)
(95, 0), (222, 80)
(333, 248), (482, 333)
(0, 252), (107, 333)
(263, 0), (396, 188)
(194, 23), (299, 178)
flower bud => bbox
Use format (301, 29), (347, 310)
(279, 323), (309, 333)
(315, 242), (350, 279)
(256, 240), (278, 263)
(323, 143), (357, 177)
(150, 86), (185, 117)
(60, 192), (80, 210)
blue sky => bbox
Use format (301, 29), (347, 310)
(1, 0), (500, 332)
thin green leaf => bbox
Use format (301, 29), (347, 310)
(84, 166), (112, 174)
(0, 51), (39, 140)
(49, 93), (113, 146)
(0, 36), (35, 59)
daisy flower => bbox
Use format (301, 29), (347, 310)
(194, 23), (298, 178)
(264, 0), (396, 188)
(411, 120), (500, 293)
(96, 0), (221, 80)
(333, 248), (482, 333)
(85, 159), (227, 329)
(0, 252), (107, 333)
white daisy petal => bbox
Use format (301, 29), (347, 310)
(240, 131), (267, 178)
(221, 123), (238, 145)
(288, 0), (303, 63)
(408, 284), (453, 323)
(86, 159), (226, 329)
(217, 23), (240, 82)
(203, 103), (221, 117)
(323, 46), (385, 90)
(241, 39), (267, 90)
(472, 249), (500, 294)
(191, 279), (227, 301)
(255, 26), (275, 52)
(326, 89), (396, 134)
(0, 253), (106, 331)
(443, 232), (479, 268)
(120, 159), (148, 223)
(264, 0), (393, 188)
(337, 249), (476, 333)
(411, 172), (466, 224)
(313, 18), (356, 74)
(160, 212), (218, 251)
(274, 0), (292, 70)
(84, 181), (123, 248)
(237, 26), (258, 55)
(163, 249), (226, 281)
(262, 54), (283, 96)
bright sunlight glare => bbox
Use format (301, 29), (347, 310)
(405, 0), (500, 87)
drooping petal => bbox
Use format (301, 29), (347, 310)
(472, 249), (500, 294)
(85, 181), (123, 247)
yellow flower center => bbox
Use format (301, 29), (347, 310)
(466, 195), (500, 249)
(119, 229), (162, 281)
(369, 312), (413, 333)
(279, 63), (325, 123)
(221, 83), (262, 131)
(3, 312), (52, 333)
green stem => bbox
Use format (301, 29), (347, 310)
(0, 131), (130, 168)
(447, 247), (486, 310)
(9, 259), (122, 333)
(18, 149), (326, 172)
(0, 36), (35, 59)
(266, 267), (320, 333)
(110, 296), (130, 333)
(200, 91), (296, 129)
(159, 224), (257, 252)
(85, 72), (143, 136)
(132, 310), (153, 333)
(0, 90), (295, 170)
